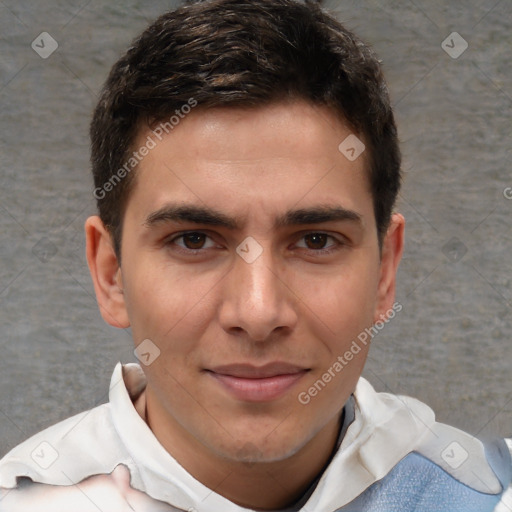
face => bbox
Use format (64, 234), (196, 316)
(88, 100), (403, 466)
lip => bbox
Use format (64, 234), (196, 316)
(206, 363), (310, 402)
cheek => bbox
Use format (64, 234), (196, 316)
(297, 256), (379, 335)
(122, 257), (218, 344)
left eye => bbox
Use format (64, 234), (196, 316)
(173, 232), (216, 250)
(295, 233), (339, 251)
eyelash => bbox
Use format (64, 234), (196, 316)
(165, 231), (346, 256)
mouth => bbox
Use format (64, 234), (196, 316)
(205, 363), (310, 402)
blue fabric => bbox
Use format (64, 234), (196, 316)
(340, 450), (506, 512)
(485, 437), (512, 492)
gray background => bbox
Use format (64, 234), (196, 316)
(0, 0), (510, 457)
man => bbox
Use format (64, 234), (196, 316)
(0, 0), (510, 510)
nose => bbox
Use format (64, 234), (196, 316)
(218, 244), (298, 342)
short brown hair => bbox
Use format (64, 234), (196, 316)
(90, 0), (401, 258)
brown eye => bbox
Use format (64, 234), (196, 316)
(167, 231), (219, 253)
(294, 232), (343, 255)
(303, 233), (329, 250)
(182, 232), (207, 249)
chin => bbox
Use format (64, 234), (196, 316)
(215, 429), (310, 465)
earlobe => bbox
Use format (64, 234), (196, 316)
(374, 213), (405, 323)
(85, 216), (130, 329)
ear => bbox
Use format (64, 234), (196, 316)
(85, 216), (130, 329)
(373, 213), (405, 323)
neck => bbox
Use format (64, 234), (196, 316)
(144, 391), (343, 510)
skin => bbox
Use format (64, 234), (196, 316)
(85, 100), (404, 509)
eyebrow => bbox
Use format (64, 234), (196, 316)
(145, 204), (238, 229)
(144, 203), (362, 230)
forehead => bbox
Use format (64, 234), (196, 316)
(127, 101), (373, 228)
(143, 101), (364, 164)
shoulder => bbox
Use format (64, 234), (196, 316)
(491, 439), (512, 512)
(346, 380), (512, 511)
(0, 403), (130, 490)
(0, 395), (181, 511)
(0, 464), (178, 511)
(344, 447), (510, 512)
(413, 422), (512, 495)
